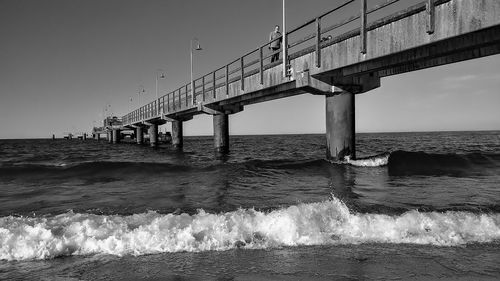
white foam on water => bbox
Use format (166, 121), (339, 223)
(344, 154), (390, 167)
(1, 198), (499, 261)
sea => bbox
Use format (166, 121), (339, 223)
(0, 131), (499, 280)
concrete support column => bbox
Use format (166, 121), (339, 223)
(112, 129), (121, 144)
(107, 131), (112, 143)
(171, 121), (183, 149)
(213, 113), (229, 154)
(136, 127), (144, 145)
(83, 133), (87, 140)
(148, 124), (158, 147)
(96, 133), (100, 141)
(326, 91), (355, 161)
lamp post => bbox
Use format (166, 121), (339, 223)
(190, 38), (202, 105)
(282, 0), (287, 78)
(155, 70), (166, 115)
(155, 70), (166, 101)
(137, 86), (145, 108)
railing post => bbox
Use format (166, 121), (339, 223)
(161, 97), (164, 115)
(178, 88), (182, 109)
(259, 46), (263, 85)
(360, 0), (367, 54)
(225, 64), (229, 97)
(192, 81), (196, 105)
(185, 84), (189, 107)
(316, 17), (321, 68)
(202, 76), (205, 102)
(283, 33), (288, 77)
(213, 71), (216, 99)
(240, 57), (245, 91)
(167, 93), (170, 112)
(426, 0), (435, 34)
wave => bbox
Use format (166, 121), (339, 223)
(1, 197), (499, 261)
(340, 151), (500, 174)
(0, 159), (328, 180)
(344, 152), (390, 167)
(0, 161), (203, 179)
(387, 151), (500, 176)
(1, 150), (499, 180)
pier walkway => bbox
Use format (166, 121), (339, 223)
(105, 0), (500, 160)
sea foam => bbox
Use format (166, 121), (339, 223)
(344, 153), (390, 167)
(1, 198), (499, 261)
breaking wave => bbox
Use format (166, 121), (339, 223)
(387, 150), (500, 176)
(1, 197), (499, 261)
(344, 152), (390, 167)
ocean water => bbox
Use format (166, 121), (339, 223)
(0, 131), (499, 280)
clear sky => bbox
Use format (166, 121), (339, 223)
(1, 0), (499, 139)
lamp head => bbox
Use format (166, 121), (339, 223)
(195, 43), (202, 51)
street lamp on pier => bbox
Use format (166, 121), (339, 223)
(190, 38), (202, 105)
(137, 85), (145, 108)
(155, 69), (166, 101)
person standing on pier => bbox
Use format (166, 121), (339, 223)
(269, 25), (282, 63)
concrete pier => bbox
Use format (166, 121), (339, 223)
(108, 0), (500, 160)
(107, 131), (112, 143)
(148, 124), (158, 147)
(96, 133), (100, 141)
(213, 114), (229, 154)
(172, 121), (183, 149)
(325, 91), (355, 161)
(136, 127), (144, 145)
(83, 133), (87, 140)
(112, 129), (120, 144)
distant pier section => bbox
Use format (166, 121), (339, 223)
(100, 0), (500, 160)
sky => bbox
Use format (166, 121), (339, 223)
(0, 0), (499, 139)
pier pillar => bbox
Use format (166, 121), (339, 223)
(326, 91), (355, 161)
(112, 129), (121, 144)
(136, 127), (144, 145)
(171, 121), (183, 149)
(148, 125), (158, 147)
(213, 113), (229, 154)
(96, 133), (100, 141)
(107, 131), (112, 143)
(83, 133), (87, 140)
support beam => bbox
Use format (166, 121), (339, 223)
(148, 124), (158, 147)
(136, 127), (144, 145)
(112, 129), (121, 144)
(325, 90), (355, 161)
(172, 120), (183, 149)
(213, 113), (229, 155)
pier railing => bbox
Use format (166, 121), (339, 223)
(122, 0), (440, 126)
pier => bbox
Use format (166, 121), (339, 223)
(103, 0), (500, 160)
